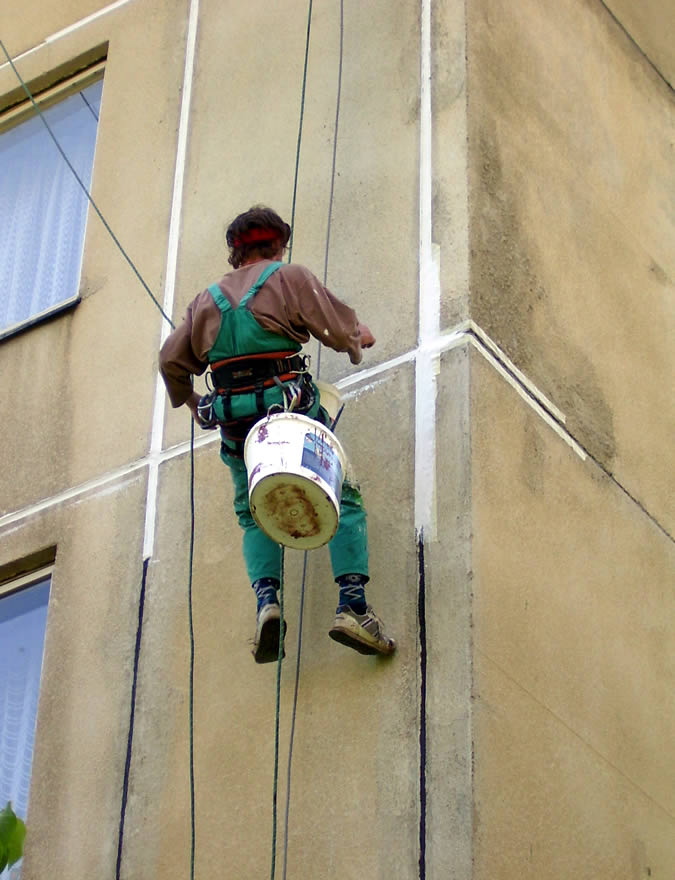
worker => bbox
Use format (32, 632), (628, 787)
(159, 205), (395, 663)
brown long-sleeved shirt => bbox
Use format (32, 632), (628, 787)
(159, 260), (363, 407)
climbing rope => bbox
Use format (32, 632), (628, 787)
(287, 0), (314, 265)
(277, 3), (345, 878)
(188, 419), (197, 880)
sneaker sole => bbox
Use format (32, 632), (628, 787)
(253, 618), (287, 664)
(328, 625), (395, 656)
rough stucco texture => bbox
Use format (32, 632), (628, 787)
(471, 351), (675, 879)
(468, 0), (675, 534)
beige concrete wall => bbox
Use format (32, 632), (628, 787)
(467, 0), (675, 876)
(471, 352), (675, 879)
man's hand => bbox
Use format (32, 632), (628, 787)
(185, 390), (204, 426)
(358, 323), (376, 348)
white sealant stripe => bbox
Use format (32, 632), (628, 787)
(467, 321), (566, 423)
(47, 0), (136, 41)
(415, 0), (439, 538)
(0, 322), (588, 533)
(335, 350), (416, 390)
(143, 0), (200, 561)
(467, 337), (586, 460)
(0, 459), (148, 531)
(0, 0), (136, 71)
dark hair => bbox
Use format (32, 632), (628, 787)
(225, 205), (291, 269)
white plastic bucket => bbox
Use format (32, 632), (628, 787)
(244, 413), (347, 550)
(315, 380), (342, 423)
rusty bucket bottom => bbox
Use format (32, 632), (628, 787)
(249, 471), (339, 550)
(244, 413), (346, 551)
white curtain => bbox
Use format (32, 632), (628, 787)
(0, 80), (103, 333)
(0, 578), (50, 823)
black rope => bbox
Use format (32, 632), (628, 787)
(287, 0), (314, 264)
(115, 558), (149, 880)
(281, 4), (345, 875)
(188, 419), (197, 880)
(322, 0), (344, 288)
(80, 90), (100, 121)
(417, 533), (427, 880)
(317, 0), (344, 378)
(281, 551), (308, 880)
(0, 37), (175, 330)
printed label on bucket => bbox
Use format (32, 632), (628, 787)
(301, 432), (343, 499)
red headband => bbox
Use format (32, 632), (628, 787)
(232, 227), (281, 247)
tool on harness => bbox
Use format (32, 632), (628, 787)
(200, 351), (315, 430)
(196, 390), (219, 429)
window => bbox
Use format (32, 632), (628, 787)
(0, 569), (51, 879)
(0, 75), (103, 339)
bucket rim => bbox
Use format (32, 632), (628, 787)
(244, 411), (347, 460)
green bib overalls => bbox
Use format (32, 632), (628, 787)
(207, 262), (369, 584)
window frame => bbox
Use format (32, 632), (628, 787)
(0, 62), (105, 342)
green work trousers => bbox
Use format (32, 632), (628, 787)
(222, 448), (369, 584)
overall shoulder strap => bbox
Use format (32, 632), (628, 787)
(239, 261), (284, 308)
(207, 282), (231, 314)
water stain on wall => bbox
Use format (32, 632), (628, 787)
(470, 118), (617, 468)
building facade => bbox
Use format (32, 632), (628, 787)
(0, 1), (672, 877)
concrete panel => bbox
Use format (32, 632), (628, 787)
(468, 0), (675, 531)
(425, 345), (473, 879)
(471, 351), (675, 876)
(0, 0), (188, 514)
(120, 368), (421, 878)
(604, 0), (675, 85)
(434, 0), (470, 329)
(0, 472), (148, 880)
(473, 660), (675, 880)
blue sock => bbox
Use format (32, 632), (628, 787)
(252, 578), (279, 612)
(336, 574), (368, 615)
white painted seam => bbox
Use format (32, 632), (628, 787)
(0, 0), (136, 71)
(335, 350), (416, 391)
(415, 0), (439, 539)
(143, 0), (200, 560)
(47, 0), (137, 42)
(0, 461), (147, 532)
(467, 320), (566, 423)
(158, 430), (220, 463)
(1, 319), (588, 533)
(467, 337), (586, 460)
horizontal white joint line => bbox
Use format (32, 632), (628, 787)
(48, 0), (136, 42)
(0, 458), (148, 531)
(0, 0), (136, 70)
(1, 319), (586, 531)
(467, 336), (586, 460)
(467, 321), (566, 423)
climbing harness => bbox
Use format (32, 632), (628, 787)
(196, 262), (323, 448)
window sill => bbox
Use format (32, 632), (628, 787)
(0, 296), (80, 343)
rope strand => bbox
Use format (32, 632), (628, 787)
(188, 418), (197, 880)
(281, 4), (345, 875)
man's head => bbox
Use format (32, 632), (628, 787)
(226, 205), (291, 269)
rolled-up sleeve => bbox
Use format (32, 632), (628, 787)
(281, 267), (363, 365)
(159, 292), (219, 407)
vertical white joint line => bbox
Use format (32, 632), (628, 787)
(143, 0), (200, 562)
(415, 0), (439, 540)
